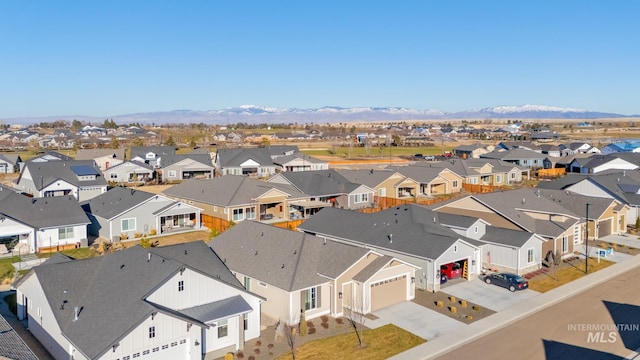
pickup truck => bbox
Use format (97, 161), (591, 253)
(440, 262), (462, 279)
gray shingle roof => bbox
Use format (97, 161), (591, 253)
(209, 221), (371, 291)
(480, 148), (546, 161)
(20, 160), (107, 189)
(352, 256), (393, 282)
(271, 152), (327, 166)
(22, 241), (242, 359)
(0, 313), (38, 360)
(178, 295), (251, 323)
(299, 204), (477, 260)
(160, 153), (213, 167)
(336, 169), (396, 188)
(480, 226), (542, 247)
(75, 148), (126, 161)
(130, 146), (176, 159)
(80, 187), (156, 219)
(537, 171), (640, 207)
(273, 170), (361, 196)
(163, 176), (306, 206)
(217, 148), (274, 167)
(406, 158), (525, 177)
(0, 192), (90, 229)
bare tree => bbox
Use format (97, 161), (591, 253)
(283, 321), (299, 360)
(343, 290), (368, 348)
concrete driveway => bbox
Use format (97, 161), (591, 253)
(575, 244), (632, 263)
(367, 301), (464, 340)
(600, 234), (640, 248)
(443, 278), (540, 312)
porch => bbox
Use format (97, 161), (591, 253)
(160, 213), (198, 234)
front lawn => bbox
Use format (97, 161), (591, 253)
(38, 247), (99, 260)
(0, 257), (17, 284)
(528, 257), (614, 293)
(277, 324), (425, 360)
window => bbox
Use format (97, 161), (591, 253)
(168, 170), (176, 177)
(243, 313), (249, 331)
(246, 207), (256, 220)
(149, 326), (156, 339)
(527, 248), (534, 263)
(452, 180), (458, 188)
(378, 188), (386, 196)
(243, 276), (251, 291)
(470, 177), (478, 184)
(302, 287), (318, 311)
(178, 280), (184, 292)
(362, 193), (369, 202)
(233, 208), (244, 221)
(510, 172), (516, 179)
(562, 236), (569, 253)
(496, 175), (501, 183)
(121, 218), (136, 231)
(453, 245), (458, 253)
(354, 194), (361, 203)
(217, 319), (228, 338)
(474, 226), (478, 234)
(573, 225), (581, 244)
(59, 227), (74, 240)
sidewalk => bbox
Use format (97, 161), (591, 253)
(391, 252), (640, 360)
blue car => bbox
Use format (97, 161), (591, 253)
(484, 272), (528, 292)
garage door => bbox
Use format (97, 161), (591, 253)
(599, 219), (612, 237)
(370, 275), (407, 311)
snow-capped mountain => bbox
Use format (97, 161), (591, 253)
(3, 105), (632, 125)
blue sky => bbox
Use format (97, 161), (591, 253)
(1, 1), (639, 117)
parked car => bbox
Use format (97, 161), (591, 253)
(484, 272), (528, 292)
(424, 155), (436, 161)
(440, 262), (462, 279)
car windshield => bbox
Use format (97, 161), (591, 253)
(514, 275), (525, 282)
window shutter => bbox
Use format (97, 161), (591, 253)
(317, 286), (321, 308)
(300, 290), (306, 311)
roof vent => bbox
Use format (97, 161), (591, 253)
(73, 307), (79, 321)
(388, 233), (393, 243)
(522, 198), (526, 205)
(293, 249), (297, 255)
(147, 253), (151, 262)
(433, 216), (436, 223)
(281, 264), (285, 269)
(536, 190), (541, 197)
(120, 264), (125, 269)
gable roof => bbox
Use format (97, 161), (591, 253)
(19, 242), (242, 359)
(210, 221), (371, 291)
(271, 152), (327, 166)
(0, 192), (89, 229)
(163, 176), (306, 206)
(299, 204), (481, 260)
(130, 146), (176, 159)
(272, 169), (364, 196)
(19, 160), (107, 189)
(537, 171), (640, 206)
(160, 153), (213, 168)
(407, 158), (525, 177)
(216, 148), (274, 167)
(80, 187), (156, 219)
(75, 148), (126, 161)
(336, 169), (397, 188)
(480, 148), (546, 161)
(480, 226), (544, 247)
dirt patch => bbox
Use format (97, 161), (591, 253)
(590, 239), (640, 255)
(412, 289), (495, 324)
(120, 230), (210, 249)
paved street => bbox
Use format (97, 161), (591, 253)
(443, 278), (540, 312)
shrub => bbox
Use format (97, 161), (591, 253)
(300, 312), (308, 336)
(139, 237), (152, 249)
(466, 315), (473, 320)
(255, 340), (261, 346)
(335, 318), (343, 325)
(267, 344), (274, 350)
(450, 306), (457, 314)
(449, 296), (456, 302)
(321, 322), (329, 329)
(473, 305), (481, 311)
(134, 232), (143, 239)
(148, 228), (157, 236)
(320, 315), (329, 323)
(436, 301), (443, 308)
(120, 233), (128, 241)
(308, 327), (316, 334)
(236, 352), (244, 359)
(460, 300), (467, 308)
(254, 348), (260, 355)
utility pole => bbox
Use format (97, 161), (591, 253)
(585, 203), (591, 274)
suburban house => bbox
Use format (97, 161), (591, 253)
(159, 154), (214, 182)
(387, 166), (464, 197)
(271, 152), (329, 172)
(163, 176), (312, 225)
(537, 171), (640, 223)
(495, 141), (541, 152)
(214, 148), (277, 178)
(130, 146), (177, 168)
(103, 160), (155, 184)
(476, 226), (546, 275)
(337, 169), (418, 200)
(452, 143), (492, 159)
(210, 221), (417, 324)
(433, 188), (584, 264)
(268, 169), (375, 210)
(480, 148), (547, 169)
(559, 142), (600, 156)
(0, 190), (90, 254)
(81, 187), (202, 242)
(15, 242), (264, 360)
(0, 153), (21, 173)
(538, 144), (562, 158)
(16, 160), (108, 201)
(601, 141), (640, 155)
(75, 149), (126, 171)
(298, 204), (483, 292)
(567, 154), (639, 174)
(426, 158), (529, 186)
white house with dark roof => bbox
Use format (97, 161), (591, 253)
(16, 160), (107, 201)
(210, 221), (417, 325)
(0, 153), (21, 173)
(0, 191), (90, 253)
(214, 148), (277, 178)
(102, 160), (155, 184)
(81, 187), (202, 242)
(15, 242), (264, 360)
(299, 204), (483, 292)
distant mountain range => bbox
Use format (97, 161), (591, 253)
(4, 105), (636, 125)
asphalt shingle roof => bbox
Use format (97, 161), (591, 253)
(20, 160), (107, 189)
(217, 148), (274, 167)
(299, 204), (477, 260)
(0, 192), (89, 229)
(480, 226), (542, 247)
(80, 187), (156, 219)
(209, 221), (370, 291)
(273, 170), (361, 196)
(336, 169), (396, 188)
(0, 314), (38, 360)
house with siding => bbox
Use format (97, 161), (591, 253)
(337, 169), (418, 199)
(15, 242), (263, 360)
(387, 166), (464, 197)
(424, 158), (529, 185)
(75, 149), (126, 171)
(0, 190), (89, 254)
(452, 143), (492, 159)
(102, 160), (155, 184)
(214, 148), (277, 178)
(130, 146), (176, 168)
(159, 154), (214, 182)
(163, 176), (311, 224)
(480, 148), (547, 169)
(433, 188), (584, 265)
(210, 221), (416, 325)
(268, 169), (375, 210)
(16, 160), (107, 201)
(567, 154), (639, 174)
(0, 154), (21, 173)
(298, 204), (483, 292)
(81, 187), (201, 242)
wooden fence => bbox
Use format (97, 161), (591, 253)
(272, 219), (306, 231)
(201, 214), (232, 233)
(536, 168), (566, 179)
(461, 183), (509, 194)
